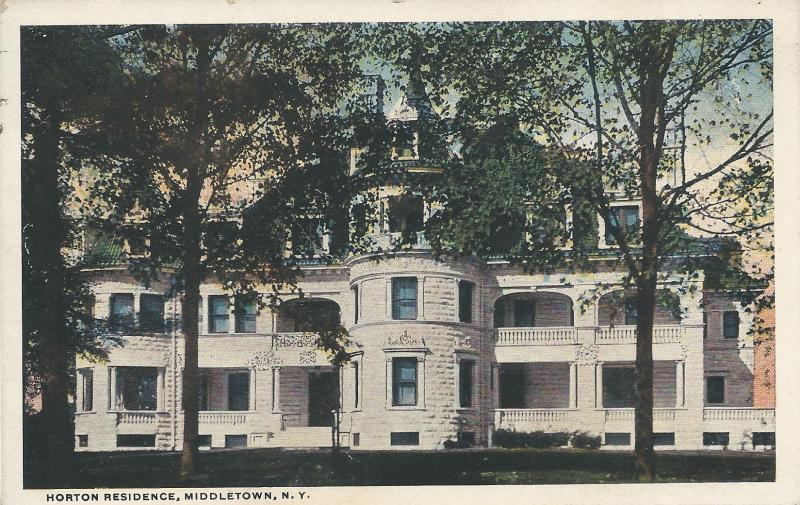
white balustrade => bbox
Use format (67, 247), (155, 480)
(495, 327), (578, 346)
(199, 412), (249, 425)
(703, 408), (775, 423)
(495, 409), (574, 430)
(595, 325), (683, 344)
(116, 412), (158, 425)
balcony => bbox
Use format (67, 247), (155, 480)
(495, 327), (578, 346)
(495, 409), (579, 431)
(199, 411), (251, 425)
(115, 411), (160, 425)
(595, 324), (683, 344)
(703, 408), (775, 424)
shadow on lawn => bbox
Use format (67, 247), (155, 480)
(25, 448), (775, 489)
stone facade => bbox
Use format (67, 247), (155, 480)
(74, 250), (774, 453)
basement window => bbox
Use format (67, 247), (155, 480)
(390, 432), (419, 446)
(604, 433), (631, 446)
(117, 435), (155, 448)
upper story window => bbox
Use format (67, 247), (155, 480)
(291, 218), (326, 257)
(391, 124), (419, 161)
(387, 195), (424, 234)
(392, 277), (418, 320)
(513, 299), (535, 327)
(392, 357), (418, 406)
(624, 299), (638, 326)
(459, 281), (474, 323)
(109, 294), (135, 333)
(723, 311), (739, 339)
(605, 205), (640, 246)
(208, 295), (229, 334)
(139, 294), (165, 333)
(234, 295), (257, 333)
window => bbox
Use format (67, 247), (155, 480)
(459, 360), (475, 408)
(703, 432), (729, 446)
(198, 373), (209, 411)
(117, 434), (155, 447)
(653, 432), (676, 446)
(139, 294), (164, 333)
(387, 195), (424, 234)
(603, 366), (637, 408)
(79, 369), (93, 412)
(234, 295), (257, 333)
(116, 367), (158, 411)
(291, 218), (325, 257)
(392, 357), (418, 406)
(390, 432), (419, 446)
(752, 432), (775, 447)
(227, 372), (250, 411)
(706, 376), (725, 404)
(353, 361), (360, 409)
(513, 299), (535, 327)
(723, 311), (740, 339)
(225, 435), (248, 448)
(458, 431), (476, 446)
(352, 433), (360, 447)
(604, 433), (631, 446)
(494, 302), (505, 328)
(392, 277), (418, 320)
(624, 298), (638, 326)
(77, 435), (88, 448)
(353, 285), (359, 325)
(109, 294), (134, 332)
(499, 364), (525, 408)
(208, 295), (229, 333)
(459, 281), (474, 323)
(198, 435), (212, 448)
(605, 205), (640, 245)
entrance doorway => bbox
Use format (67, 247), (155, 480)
(308, 370), (339, 427)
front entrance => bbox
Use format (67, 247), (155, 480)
(308, 370), (339, 427)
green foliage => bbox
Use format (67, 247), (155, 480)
(570, 431), (602, 449)
(493, 430), (572, 449)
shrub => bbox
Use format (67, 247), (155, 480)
(570, 431), (601, 449)
(443, 439), (472, 449)
(494, 429), (571, 449)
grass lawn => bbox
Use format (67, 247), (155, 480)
(25, 448), (775, 488)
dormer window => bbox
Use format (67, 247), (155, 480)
(387, 195), (424, 234)
(604, 205), (640, 246)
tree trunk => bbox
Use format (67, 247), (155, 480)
(24, 111), (73, 486)
(633, 23), (669, 481)
(180, 31), (211, 482)
(180, 177), (202, 482)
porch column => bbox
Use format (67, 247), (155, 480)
(271, 367), (281, 413)
(569, 362), (578, 408)
(249, 370), (257, 411)
(108, 367), (117, 411)
(594, 362), (603, 408)
(675, 360), (685, 407)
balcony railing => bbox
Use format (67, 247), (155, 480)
(703, 408), (775, 423)
(199, 411), (250, 425)
(115, 411), (159, 425)
(604, 408), (677, 423)
(495, 327), (579, 346)
(595, 325), (683, 344)
(495, 408), (576, 429)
